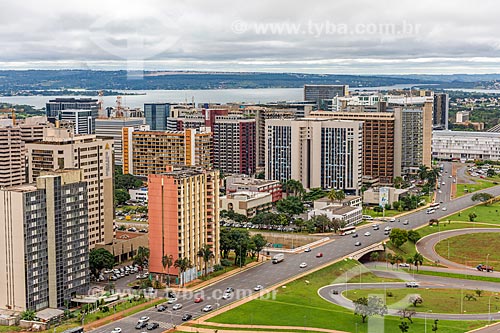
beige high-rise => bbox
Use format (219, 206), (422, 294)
(0, 127), (26, 187)
(26, 128), (114, 247)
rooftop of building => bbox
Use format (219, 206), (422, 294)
(433, 130), (500, 138)
(320, 205), (359, 215)
(222, 191), (271, 200)
(315, 195), (361, 203)
(149, 165), (215, 179)
(227, 175), (280, 186)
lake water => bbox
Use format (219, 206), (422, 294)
(1, 84), (419, 109)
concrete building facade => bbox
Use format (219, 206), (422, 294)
(26, 128), (114, 247)
(220, 191), (272, 218)
(145, 103), (170, 131)
(0, 127), (26, 187)
(433, 93), (449, 130)
(432, 130), (500, 161)
(226, 175), (282, 203)
(0, 170), (89, 312)
(148, 167), (219, 285)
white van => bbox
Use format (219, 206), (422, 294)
(362, 215), (374, 220)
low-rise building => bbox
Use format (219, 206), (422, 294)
(363, 187), (409, 206)
(307, 205), (362, 227)
(129, 187), (148, 202)
(313, 195), (362, 210)
(220, 191), (272, 218)
(225, 175), (282, 202)
(432, 130), (500, 161)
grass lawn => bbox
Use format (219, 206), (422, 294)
(456, 179), (496, 197)
(344, 288), (499, 314)
(435, 233), (500, 267)
(207, 259), (489, 333)
(363, 207), (400, 218)
(444, 201), (500, 224)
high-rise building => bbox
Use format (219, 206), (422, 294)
(45, 98), (99, 125)
(304, 84), (349, 107)
(145, 103), (170, 130)
(26, 128), (114, 247)
(0, 170), (89, 312)
(148, 166), (219, 285)
(265, 118), (363, 193)
(60, 109), (97, 135)
(433, 93), (449, 130)
(122, 127), (212, 176)
(95, 117), (146, 165)
(0, 127), (26, 187)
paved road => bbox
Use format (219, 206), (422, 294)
(90, 178), (500, 333)
(318, 271), (500, 320)
(416, 228), (500, 271)
(436, 161), (453, 204)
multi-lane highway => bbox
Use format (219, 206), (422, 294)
(90, 164), (500, 333)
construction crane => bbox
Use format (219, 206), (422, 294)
(0, 108), (17, 126)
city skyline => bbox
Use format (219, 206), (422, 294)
(1, 0), (500, 74)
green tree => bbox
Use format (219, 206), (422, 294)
(471, 192), (494, 205)
(328, 189), (346, 204)
(487, 168), (496, 178)
(413, 253), (424, 271)
(162, 254), (173, 286)
(389, 228), (408, 249)
(21, 309), (36, 321)
(89, 248), (114, 277)
(468, 212), (477, 221)
(407, 230), (421, 243)
(432, 319), (439, 332)
(370, 252), (380, 261)
(353, 296), (388, 323)
(302, 188), (327, 202)
(219, 228), (232, 259)
(310, 214), (331, 233)
(399, 319), (410, 333)
(250, 234), (267, 260)
(475, 289), (483, 297)
(283, 179), (305, 198)
(393, 176), (404, 189)
(276, 196), (304, 218)
(197, 244), (215, 277)
(392, 201), (402, 211)
(134, 246), (150, 266)
(114, 189), (130, 205)
(373, 206), (383, 213)
(409, 295), (423, 307)
(114, 165), (143, 190)
(174, 257), (192, 287)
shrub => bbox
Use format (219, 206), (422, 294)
(213, 264), (224, 272)
(221, 259), (232, 267)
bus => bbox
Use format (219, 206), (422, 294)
(339, 226), (356, 236)
(430, 203), (440, 209)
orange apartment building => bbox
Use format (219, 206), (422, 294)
(148, 166), (220, 285)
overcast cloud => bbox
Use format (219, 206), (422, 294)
(1, 0), (500, 73)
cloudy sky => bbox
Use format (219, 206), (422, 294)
(2, 0), (500, 74)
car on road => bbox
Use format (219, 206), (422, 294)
(354, 241), (361, 246)
(172, 303), (183, 310)
(182, 313), (193, 321)
(384, 226), (391, 231)
(225, 287), (234, 293)
(194, 296), (203, 303)
(299, 262), (307, 268)
(438, 190), (442, 194)
(399, 263), (410, 267)
(157, 305), (167, 312)
(372, 224), (379, 230)
(442, 182), (446, 185)
(254, 285), (263, 291)
(352, 233), (358, 238)
(442, 207), (447, 211)
(135, 322), (147, 329)
(364, 231), (371, 236)
(304, 247), (311, 252)
(202, 305), (213, 312)
(222, 292), (232, 299)
(146, 323), (159, 330)
(405, 281), (419, 288)
(316, 252), (323, 258)
(138, 316), (150, 323)
(449, 175), (453, 178)
(111, 328), (122, 333)
(167, 297), (177, 304)
(403, 220), (409, 225)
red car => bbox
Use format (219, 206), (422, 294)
(316, 253), (323, 258)
(194, 296), (203, 303)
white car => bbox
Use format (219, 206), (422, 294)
(172, 303), (183, 310)
(364, 231), (371, 236)
(167, 297), (177, 304)
(111, 328), (122, 333)
(438, 190), (442, 194)
(254, 285), (263, 291)
(138, 316), (150, 323)
(449, 175), (453, 178)
(442, 182), (446, 185)
(299, 262), (307, 268)
(399, 263), (410, 267)
(384, 226), (391, 231)
(222, 292), (232, 300)
(442, 207), (447, 211)
(406, 281), (419, 288)
(202, 304), (213, 312)
(304, 247), (311, 252)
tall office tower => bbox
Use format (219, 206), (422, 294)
(95, 117), (146, 165)
(26, 128), (114, 247)
(313, 104), (403, 185)
(60, 109), (96, 135)
(45, 98), (99, 124)
(0, 127), (26, 187)
(254, 108), (296, 168)
(433, 93), (449, 130)
(213, 116), (256, 175)
(144, 103), (170, 130)
(19, 116), (49, 143)
(122, 127), (212, 176)
(148, 166), (219, 285)
(265, 118), (363, 193)
(304, 84), (349, 108)
(0, 170), (89, 311)
(391, 99), (433, 173)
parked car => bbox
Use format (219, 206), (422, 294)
(202, 305), (213, 312)
(182, 313), (192, 321)
(146, 322), (159, 330)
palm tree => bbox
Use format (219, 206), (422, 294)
(418, 165), (429, 181)
(285, 179), (305, 198)
(328, 189), (346, 204)
(413, 253), (424, 272)
(197, 244), (214, 277)
(134, 246), (150, 266)
(174, 257), (193, 287)
(162, 254), (174, 286)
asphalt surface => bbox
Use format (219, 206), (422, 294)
(416, 228), (500, 271)
(90, 163), (500, 333)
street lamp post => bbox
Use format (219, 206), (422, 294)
(488, 293), (498, 322)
